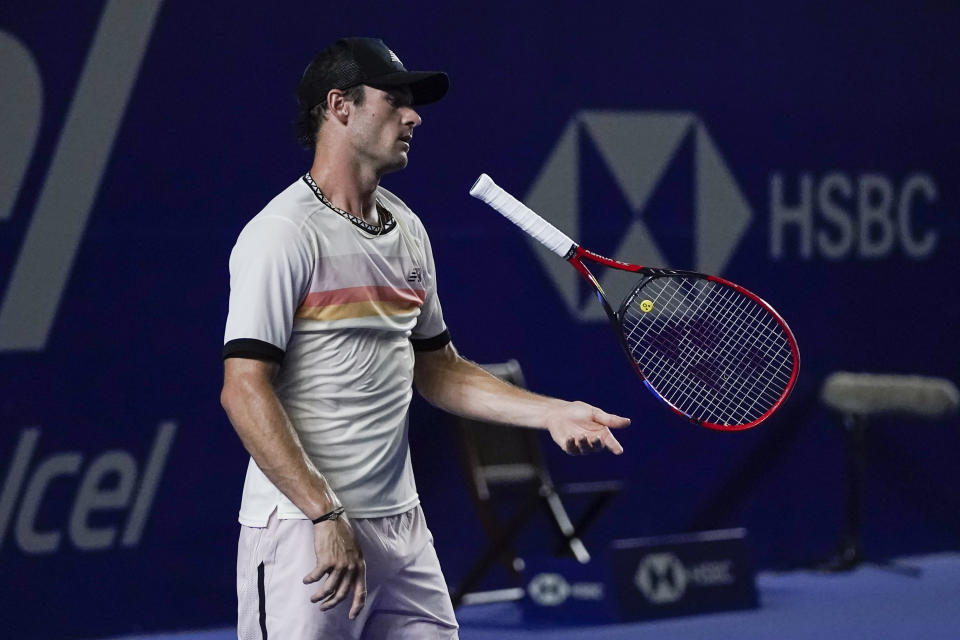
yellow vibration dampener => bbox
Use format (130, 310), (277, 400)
(639, 299), (654, 313)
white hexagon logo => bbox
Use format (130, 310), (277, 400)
(634, 552), (688, 604)
(527, 572), (571, 607)
(524, 111), (752, 321)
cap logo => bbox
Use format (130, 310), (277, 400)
(386, 47), (403, 66)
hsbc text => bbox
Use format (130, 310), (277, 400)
(769, 172), (939, 260)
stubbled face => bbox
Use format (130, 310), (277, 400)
(348, 85), (420, 175)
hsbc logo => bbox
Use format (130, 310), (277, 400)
(524, 111), (752, 322)
(635, 552), (688, 604)
(527, 572), (571, 606)
(634, 552), (737, 606)
(526, 571), (605, 607)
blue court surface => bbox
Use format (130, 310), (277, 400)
(102, 553), (960, 640)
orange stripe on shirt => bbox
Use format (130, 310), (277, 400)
(296, 299), (420, 321)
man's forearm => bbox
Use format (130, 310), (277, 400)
(414, 343), (630, 455)
(414, 344), (565, 428)
(221, 361), (339, 520)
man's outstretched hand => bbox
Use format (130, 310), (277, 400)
(544, 401), (630, 455)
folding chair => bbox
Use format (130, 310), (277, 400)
(449, 360), (622, 607)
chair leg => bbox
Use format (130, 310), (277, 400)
(473, 497), (523, 579)
(450, 488), (543, 608)
(574, 492), (618, 542)
(540, 487), (591, 563)
(550, 490), (618, 559)
(820, 414), (867, 572)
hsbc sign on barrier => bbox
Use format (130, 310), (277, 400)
(520, 529), (755, 623)
(609, 528), (757, 621)
(634, 551), (737, 604)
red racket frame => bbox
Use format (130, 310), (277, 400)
(566, 245), (801, 431)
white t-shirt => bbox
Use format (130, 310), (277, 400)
(223, 175), (449, 524)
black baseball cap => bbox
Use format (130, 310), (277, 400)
(297, 37), (449, 109)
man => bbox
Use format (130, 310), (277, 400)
(220, 37), (630, 639)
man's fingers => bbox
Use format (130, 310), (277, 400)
(564, 433), (621, 455)
(583, 434), (616, 455)
(603, 430), (624, 455)
(303, 564), (330, 585)
(593, 408), (631, 429)
(577, 435), (591, 452)
(349, 575), (367, 620)
(309, 568), (343, 603)
(320, 567), (356, 610)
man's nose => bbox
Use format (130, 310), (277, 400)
(402, 106), (421, 128)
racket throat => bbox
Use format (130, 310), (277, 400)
(569, 255), (616, 317)
(571, 261), (642, 382)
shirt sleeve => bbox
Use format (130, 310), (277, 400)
(409, 220), (450, 351)
(223, 215), (313, 362)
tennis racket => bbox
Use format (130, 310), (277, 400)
(469, 173), (799, 431)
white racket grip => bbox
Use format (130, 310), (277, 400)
(469, 173), (575, 258)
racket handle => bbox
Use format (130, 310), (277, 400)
(470, 173), (575, 258)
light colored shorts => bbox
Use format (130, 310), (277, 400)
(237, 504), (459, 640)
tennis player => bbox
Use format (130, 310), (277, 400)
(220, 37), (630, 639)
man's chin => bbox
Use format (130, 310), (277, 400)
(379, 155), (409, 175)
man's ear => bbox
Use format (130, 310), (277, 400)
(326, 89), (351, 124)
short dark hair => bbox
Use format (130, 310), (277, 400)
(294, 84), (364, 150)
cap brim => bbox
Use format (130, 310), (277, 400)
(365, 71), (449, 105)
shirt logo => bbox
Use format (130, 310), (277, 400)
(406, 267), (424, 284)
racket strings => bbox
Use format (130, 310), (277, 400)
(631, 284), (770, 423)
(627, 294), (788, 425)
(643, 287), (792, 425)
(671, 291), (790, 419)
(647, 292), (792, 425)
(621, 276), (795, 426)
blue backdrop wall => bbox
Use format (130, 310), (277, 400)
(1, 2), (958, 637)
